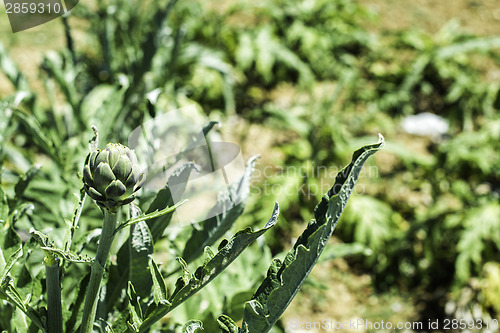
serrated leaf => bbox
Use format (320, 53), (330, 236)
(63, 187), (86, 253)
(203, 246), (215, 265)
(149, 258), (168, 304)
(182, 155), (258, 264)
(129, 220), (153, 298)
(242, 135), (384, 333)
(30, 229), (92, 263)
(138, 202), (279, 333)
(106, 164), (194, 320)
(127, 282), (142, 329)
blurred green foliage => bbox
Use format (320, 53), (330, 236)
(1, 0), (500, 330)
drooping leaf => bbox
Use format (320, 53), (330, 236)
(242, 135), (384, 333)
(63, 187), (87, 253)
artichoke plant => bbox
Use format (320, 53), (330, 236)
(83, 143), (145, 210)
(81, 142), (146, 333)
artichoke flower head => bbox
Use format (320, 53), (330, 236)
(83, 143), (145, 211)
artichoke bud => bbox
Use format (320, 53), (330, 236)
(83, 143), (145, 210)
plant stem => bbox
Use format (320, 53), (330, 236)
(80, 209), (118, 333)
(45, 256), (63, 333)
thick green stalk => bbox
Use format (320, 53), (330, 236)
(80, 209), (118, 333)
(45, 256), (63, 333)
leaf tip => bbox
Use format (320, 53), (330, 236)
(377, 133), (385, 144)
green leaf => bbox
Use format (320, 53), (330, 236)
(149, 258), (168, 304)
(127, 282), (142, 332)
(146, 162), (198, 242)
(11, 202), (34, 227)
(66, 273), (90, 333)
(0, 103), (14, 158)
(0, 42), (29, 91)
(182, 320), (204, 333)
(106, 163), (195, 320)
(129, 220), (154, 298)
(114, 199), (187, 234)
(218, 315), (239, 333)
(7, 164), (41, 221)
(317, 242), (372, 263)
(106, 164), (194, 316)
(0, 226), (23, 282)
(89, 81), (129, 138)
(436, 36), (500, 59)
(42, 51), (79, 118)
(13, 165), (41, 205)
(0, 276), (46, 332)
(182, 155), (258, 264)
(138, 202), (279, 333)
(30, 229), (92, 263)
(0, 186), (9, 225)
(455, 201), (500, 282)
(242, 135), (384, 333)
(12, 109), (61, 168)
